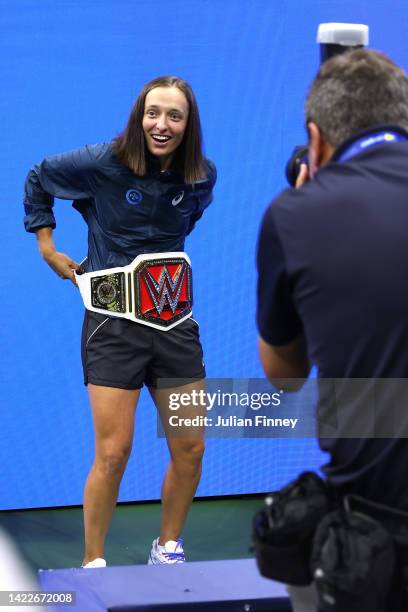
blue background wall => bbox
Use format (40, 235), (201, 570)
(2, 0), (407, 509)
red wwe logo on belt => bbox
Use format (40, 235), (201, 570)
(77, 252), (193, 331)
(135, 257), (192, 328)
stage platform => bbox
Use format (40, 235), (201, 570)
(39, 558), (291, 611)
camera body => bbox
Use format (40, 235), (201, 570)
(285, 23), (369, 186)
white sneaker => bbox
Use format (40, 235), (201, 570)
(148, 538), (186, 564)
(82, 558), (107, 568)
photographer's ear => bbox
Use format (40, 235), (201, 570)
(307, 122), (335, 178)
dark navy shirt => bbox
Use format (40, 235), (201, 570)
(24, 143), (216, 272)
(257, 129), (408, 509)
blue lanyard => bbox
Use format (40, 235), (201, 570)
(337, 130), (407, 163)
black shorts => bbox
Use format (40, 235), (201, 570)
(81, 310), (206, 390)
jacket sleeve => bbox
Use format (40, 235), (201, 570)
(23, 144), (103, 233)
(186, 159), (217, 235)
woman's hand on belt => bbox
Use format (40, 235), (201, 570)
(36, 227), (79, 286)
(42, 249), (80, 286)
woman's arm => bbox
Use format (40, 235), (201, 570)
(24, 144), (108, 282)
(186, 159), (217, 235)
(24, 143), (106, 233)
(36, 227), (79, 285)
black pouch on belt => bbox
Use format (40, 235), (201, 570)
(252, 471), (331, 585)
(310, 495), (403, 612)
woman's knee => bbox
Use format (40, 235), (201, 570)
(94, 445), (132, 477)
(171, 439), (205, 473)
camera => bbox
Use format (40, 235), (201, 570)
(285, 23), (369, 186)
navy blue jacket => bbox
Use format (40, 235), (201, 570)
(24, 143), (216, 272)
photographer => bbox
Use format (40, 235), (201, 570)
(256, 49), (408, 611)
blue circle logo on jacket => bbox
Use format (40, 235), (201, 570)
(126, 189), (143, 205)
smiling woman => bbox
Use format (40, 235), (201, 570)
(23, 75), (216, 569)
(143, 87), (189, 169)
(113, 75), (207, 183)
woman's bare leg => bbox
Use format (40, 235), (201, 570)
(150, 380), (206, 544)
(83, 384), (140, 564)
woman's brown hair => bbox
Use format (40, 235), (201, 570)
(112, 76), (206, 183)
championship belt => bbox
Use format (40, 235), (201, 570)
(75, 252), (193, 331)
